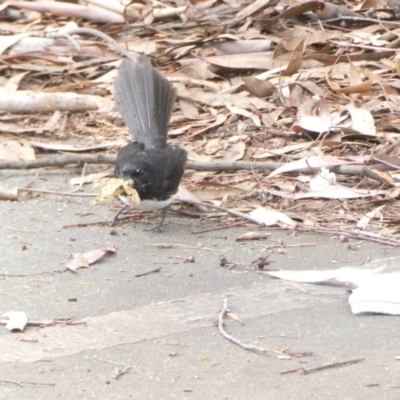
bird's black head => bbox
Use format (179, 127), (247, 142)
(119, 160), (153, 195)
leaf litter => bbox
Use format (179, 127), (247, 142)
(1, 0), (400, 243)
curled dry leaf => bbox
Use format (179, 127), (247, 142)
(249, 207), (297, 228)
(93, 178), (140, 205)
(357, 205), (386, 229)
(283, 40), (304, 77)
(65, 243), (116, 272)
(242, 76), (275, 98)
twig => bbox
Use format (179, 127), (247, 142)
(49, 27), (138, 61)
(260, 243), (317, 250)
(327, 39), (399, 52)
(0, 318), (86, 327)
(0, 271), (59, 278)
(22, 188), (97, 197)
(149, 243), (230, 252)
(323, 16), (400, 27)
(134, 267), (162, 277)
(188, 200), (262, 226)
(113, 366), (133, 380)
(97, 358), (134, 380)
(281, 358), (364, 375)
(218, 298), (269, 355)
(191, 221), (246, 234)
(299, 226), (400, 247)
(98, 359), (132, 367)
(0, 380), (55, 387)
(62, 220), (110, 228)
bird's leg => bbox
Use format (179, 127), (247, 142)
(151, 207), (168, 233)
(110, 205), (128, 226)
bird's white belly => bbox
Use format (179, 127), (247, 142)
(119, 194), (176, 211)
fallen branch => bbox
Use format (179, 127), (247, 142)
(0, 154), (115, 169)
(217, 298), (269, 355)
(0, 156), (391, 182)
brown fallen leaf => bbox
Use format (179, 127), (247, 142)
(242, 75), (275, 98)
(65, 243), (116, 272)
(0, 137), (35, 161)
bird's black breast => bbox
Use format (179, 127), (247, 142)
(114, 142), (187, 201)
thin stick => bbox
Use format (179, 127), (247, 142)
(261, 243), (317, 250)
(191, 221), (246, 234)
(281, 358), (364, 375)
(218, 298), (269, 355)
(149, 243), (230, 252)
(299, 226), (400, 247)
(0, 319), (86, 327)
(188, 200), (262, 226)
(0, 380), (55, 387)
(134, 267), (162, 277)
(22, 188), (97, 197)
(50, 27), (138, 61)
(113, 366), (133, 380)
(62, 220), (110, 228)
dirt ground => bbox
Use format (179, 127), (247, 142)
(1, 169), (400, 400)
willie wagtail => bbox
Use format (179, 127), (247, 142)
(113, 56), (187, 231)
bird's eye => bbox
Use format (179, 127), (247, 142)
(135, 169), (144, 176)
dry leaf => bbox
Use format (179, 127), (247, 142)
(0, 137), (35, 161)
(65, 243), (116, 272)
(249, 207), (297, 228)
(93, 178), (140, 205)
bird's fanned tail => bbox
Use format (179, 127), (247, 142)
(114, 56), (177, 149)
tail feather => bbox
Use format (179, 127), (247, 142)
(114, 56), (176, 148)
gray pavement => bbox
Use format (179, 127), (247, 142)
(1, 169), (400, 399)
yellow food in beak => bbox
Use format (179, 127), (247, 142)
(92, 178), (141, 205)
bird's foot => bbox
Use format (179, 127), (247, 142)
(150, 223), (164, 233)
(110, 205), (128, 226)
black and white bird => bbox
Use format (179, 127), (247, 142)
(113, 56), (187, 231)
